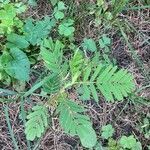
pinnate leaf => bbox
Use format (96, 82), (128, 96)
(25, 105), (48, 141)
(57, 99), (97, 148)
(42, 73), (61, 94)
(40, 38), (64, 73)
(23, 17), (56, 45)
(78, 65), (135, 102)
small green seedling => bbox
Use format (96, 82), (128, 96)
(101, 124), (115, 139)
(120, 135), (142, 150)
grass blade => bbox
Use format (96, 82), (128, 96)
(20, 97), (31, 150)
(4, 105), (19, 150)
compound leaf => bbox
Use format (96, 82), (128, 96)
(25, 105), (48, 141)
(57, 99), (97, 148)
(69, 50), (84, 79)
(40, 38), (64, 73)
(23, 17), (56, 45)
(53, 1), (66, 20)
(78, 65), (135, 102)
(42, 73), (61, 94)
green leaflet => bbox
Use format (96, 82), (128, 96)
(77, 124), (97, 148)
(57, 99), (97, 148)
(0, 0), (10, 4)
(6, 33), (29, 49)
(25, 105), (48, 141)
(23, 17), (56, 45)
(14, 2), (27, 14)
(1, 48), (30, 81)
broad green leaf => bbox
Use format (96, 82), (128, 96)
(1, 48), (30, 81)
(6, 33), (29, 49)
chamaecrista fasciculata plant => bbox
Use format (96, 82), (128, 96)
(25, 37), (135, 148)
